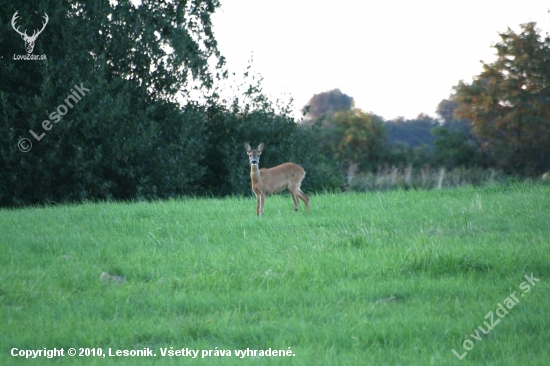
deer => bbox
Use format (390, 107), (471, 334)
(11, 11), (49, 54)
(245, 143), (310, 217)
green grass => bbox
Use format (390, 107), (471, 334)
(1, 184), (549, 365)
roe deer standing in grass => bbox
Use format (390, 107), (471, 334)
(245, 143), (310, 217)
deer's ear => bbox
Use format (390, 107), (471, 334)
(257, 143), (264, 153)
(244, 142), (251, 152)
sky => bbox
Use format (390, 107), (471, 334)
(211, 0), (550, 120)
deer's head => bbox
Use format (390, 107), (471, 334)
(12, 11), (49, 54)
(245, 142), (264, 166)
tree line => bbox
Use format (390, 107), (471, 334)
(1, 0), (548, 207)
(302, 22), (550, 177)
(301, 89), (485, 173)
(0, 0), (342, 207)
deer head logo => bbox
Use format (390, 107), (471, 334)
(11, 11), (49, 54)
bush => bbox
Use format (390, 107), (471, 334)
(196, 101), (343, 197)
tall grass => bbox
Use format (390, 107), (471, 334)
(346, 166), (530, 191)
(1, 184), (549, 365)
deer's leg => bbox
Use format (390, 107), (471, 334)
(255, 193), (261, 216)
(259, 193), (265, 216)
(290, 190), (299, 211)
(298, 189), (310, 212)
(288, 184), (300, 211)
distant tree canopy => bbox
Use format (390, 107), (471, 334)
(319, 109), (386, 171)
(301, 89), (354, 125)
(384, 114), (439, 147)
(453, 22), (550, 174)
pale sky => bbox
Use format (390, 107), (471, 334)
(211, 0), (550, 120)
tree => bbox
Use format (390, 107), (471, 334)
(432, 128), (484, 168)
(432, 99), (486, 168)
(385, 114), (440, 147)
(453, 22), (550, 174)
(0, 1), (344, 206)
(301, 89), (354, 125)
(320, 109), (386, 171)
(436, 99), (471, 133)
(0, 0), (224, 206)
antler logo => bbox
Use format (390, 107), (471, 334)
(11, 11), (49, 54)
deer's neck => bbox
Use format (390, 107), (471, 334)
(250, 164), (262, 184)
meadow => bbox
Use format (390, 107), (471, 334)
(1, 183), (549, 365)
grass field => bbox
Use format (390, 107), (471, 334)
(1, 184), (549, 365)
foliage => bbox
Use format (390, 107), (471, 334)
(384, 113), (439, 147)
(0, 0), (223, 207)
(433, 99), (486, 168)
(301, 88), (354, 125)
(0, 0), (342, 207)
(196, 97), (343, 196)
(453, 22), (550, 174)
(302, 21), (550, 177)
(385, 143), (435, 168)
(319, 109), (386, 172)
(381, 114), (441, 169)
(432, 128), (485, 168)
